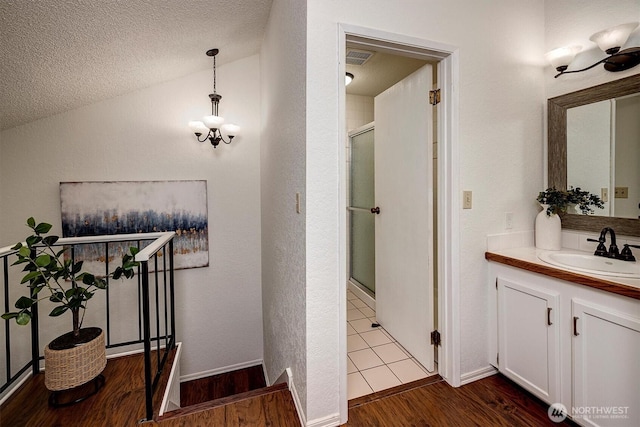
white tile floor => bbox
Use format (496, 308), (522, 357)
(347, 289), (431, 400)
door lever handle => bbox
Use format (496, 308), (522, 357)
(371, 207), (380, 214)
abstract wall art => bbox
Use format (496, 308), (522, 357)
(60, 180), (209, 270)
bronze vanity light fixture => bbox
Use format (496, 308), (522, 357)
(545, 22), (640, 78)
(188, 48), (240, 148)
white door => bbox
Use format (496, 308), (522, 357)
(374, 64), (434, 371)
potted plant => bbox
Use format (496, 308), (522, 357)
(535, 187), (604, 250)
(536, 187), (604, 216)
(2, 218), (138, 404)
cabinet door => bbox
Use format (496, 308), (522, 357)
(572, 299), (640, 427)
(498, 278), (560, 404)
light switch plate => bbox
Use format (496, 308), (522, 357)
(463, 191), (472, 209)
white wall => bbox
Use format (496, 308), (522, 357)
(260, 0), (308, 417)
(306, 0), (546, 421)
(346, 95), (374, 132)
(0, 55), (264, 379)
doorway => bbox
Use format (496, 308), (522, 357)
(338, 24), (460, 424)
(345, 48), (437, 400)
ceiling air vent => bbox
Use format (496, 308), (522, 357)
(346, 48), (374, 66)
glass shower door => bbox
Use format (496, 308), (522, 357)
(348, 125), (375, 295)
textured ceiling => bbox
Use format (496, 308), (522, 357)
(0, 0), (273, 131)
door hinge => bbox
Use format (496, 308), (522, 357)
(430, 330), (441, 346)
(429, 89), (441, 105)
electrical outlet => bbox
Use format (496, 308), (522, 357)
(505, 212), (513, 230)
(463, 191), (472, 209)
(614, 187), (628, 198)
(601, 188), (608, 203)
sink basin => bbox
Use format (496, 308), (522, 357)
(538, 251), (640, 279)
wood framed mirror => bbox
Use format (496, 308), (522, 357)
(548, 73), (640, 237)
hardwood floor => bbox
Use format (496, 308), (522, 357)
(155, 386), (301, 427)
(345, 374), (576, 426)
(180, 364), (266, 407)
(0, 349), (175, 426)
(3, 356), (573, 427)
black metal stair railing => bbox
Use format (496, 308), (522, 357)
(0, 231), (176, 421)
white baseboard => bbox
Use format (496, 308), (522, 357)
(460, 365), (497, 385)
(306, 413), (342, 427)
(347, 281), (375, 310)
(180, 358), (264, 383)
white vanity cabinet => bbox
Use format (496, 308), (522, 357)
(488, 262), (640, 427)
(496, 277), (560, 404)
(571, 299), (640, 427)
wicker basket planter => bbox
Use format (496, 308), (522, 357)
(44, 327), (106, 392)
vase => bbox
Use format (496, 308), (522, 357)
(535, 204), (561, 250)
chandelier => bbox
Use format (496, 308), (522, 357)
(188, 48), (240, 148)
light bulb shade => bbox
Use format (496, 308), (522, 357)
(345, 72), (354, 86)
(203, 115), (225, 129)
(188, 120), (209, 134)
(222, 123), (241, 137)
(545, 45), (582, 71)
(590, 22), (639, 54)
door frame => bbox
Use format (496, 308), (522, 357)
(338, 23), (460, 421)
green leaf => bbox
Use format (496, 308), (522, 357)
(27, 217), (35, 228)
(129, 247), (140, 256)
(43, 235), (59, 246)
(35, 254), (51, 267)
(17, 312), (31, 325)
(49, 306), (68, 317)
(82, 273), (95, 285)
(34, 222), (52, 234)
(1, 312), (18, 320)
(94, 278), (107, 289)
(11, 242), (23, 250)
(18, 247), (31, 258)
(20, 270), (41, 284)
(72, 261), (84, 275)
(50, 292), (64, 303)
(15, 296), (34, 309)
(26, 235), (42, 247)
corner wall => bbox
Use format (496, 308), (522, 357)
(260, 0), (308, 418)
(306, 0), (546, 420)
(0, 55), (264, 379)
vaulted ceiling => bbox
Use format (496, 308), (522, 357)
(0, 0), (274, 131)
(1, 0), (429, 132)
